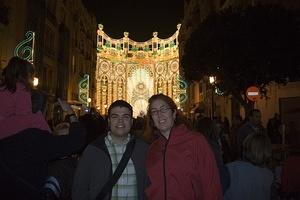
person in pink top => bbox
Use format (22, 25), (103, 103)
(0, 56), (50, 139)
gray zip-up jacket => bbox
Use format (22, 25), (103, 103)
(72, 134), (148, 200)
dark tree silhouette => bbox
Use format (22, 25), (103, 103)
(0, 2), (10, 25)
(181, 5), (300, 115)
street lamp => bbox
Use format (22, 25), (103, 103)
(33, 77), (39, 87)
(209, 76), (216, 119)
(87, 97), (91, 107)
(209, 76), (216, 85)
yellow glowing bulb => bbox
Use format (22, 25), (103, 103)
(33, 77), (39, 87)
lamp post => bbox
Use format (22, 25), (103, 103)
(209, 76), (216, 119)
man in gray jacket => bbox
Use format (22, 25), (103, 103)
(72, 100), (148, 200)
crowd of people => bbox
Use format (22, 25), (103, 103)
(0, 56), (299, 200)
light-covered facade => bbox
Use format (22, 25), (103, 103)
(96, 24), (185, 116)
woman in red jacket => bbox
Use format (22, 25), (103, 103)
(145, 94), (222, 200)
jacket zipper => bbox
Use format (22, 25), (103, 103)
(163, 139), (169, 200)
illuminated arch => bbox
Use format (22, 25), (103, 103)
(96, 24), (183, 116)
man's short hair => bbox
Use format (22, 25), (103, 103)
(108, 100), (133, 117)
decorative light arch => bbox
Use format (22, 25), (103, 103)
(95, 24), (187, 115)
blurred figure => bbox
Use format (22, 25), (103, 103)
(267, 113), (282, 144)
(46, 109), (108, 200)
(197, 117), (223, 167)
(224, 132), (273, 200)
(230, 115), (243, 160)
(145, 94), (222, 200)
(278, 148), (300, 199)
(78, 112), (107, 147)
(237, 109), (264, 157)
(54, 122), (70, 136)
(0, 56), (50, 139)
(0, 97), (86, 200)
(197, 117), (230, 194)
(223, 117), (230, 136)
(216, 116), (232, 163)
(45, 122), (77, 200)
(133, 115), (146, 138)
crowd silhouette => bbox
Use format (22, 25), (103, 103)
(1, 57), (299, 200)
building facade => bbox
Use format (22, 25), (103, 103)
(179, 0), (300, 128)
(96, 24), (186, 116)
(0, 0), (97, 119)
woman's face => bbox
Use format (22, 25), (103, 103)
(149, 99), (176, 137)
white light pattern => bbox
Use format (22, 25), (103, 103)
(127, 68), (153, 116)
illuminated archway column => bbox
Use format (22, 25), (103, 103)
(112, 78), (117, 101)
(102, 89), (107, 114)
(167, 80), (173, 97)
(107, 80), (113, 109)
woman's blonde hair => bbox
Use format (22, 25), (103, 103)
(242, 132), (272, 167)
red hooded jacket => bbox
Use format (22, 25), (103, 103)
(146, 124), (222, 200)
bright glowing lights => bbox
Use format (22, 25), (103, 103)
(33, 77), (39, 87)
(96, 24), (184, 115)
(209, 76), (216, 84)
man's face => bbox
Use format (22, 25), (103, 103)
(108, 106), (133, 138)
(250, 111), (261, 126)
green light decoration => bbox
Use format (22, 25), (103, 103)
(144, 46), (150, 52)
(131, 47), (138, 51)
(104, 41), (111, 48)
(79, 74), (89, 106)
(170, 41), (175, 47)
(179, 93), (188, 103)
(215, 87), (224, 95)
(14, 31), (35, 63)
(177, 75), (188, 103)
(158, 46), (164, 50)
(116, 44), (122, 50)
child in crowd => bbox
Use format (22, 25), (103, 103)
(0, 56), (50, 139)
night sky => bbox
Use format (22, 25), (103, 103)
(83, 0), (184, 41)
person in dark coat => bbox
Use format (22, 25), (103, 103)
(0, 98), (86, 200)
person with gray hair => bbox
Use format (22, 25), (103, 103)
(224, 132), (273, 200)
